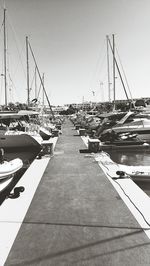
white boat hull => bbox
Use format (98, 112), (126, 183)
(118, 164), (150, 179)
(0, 158), (23, 179)
(95, 151), (150, 180)
(113, 125), (150, 142)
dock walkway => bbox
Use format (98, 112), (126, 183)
(5, 119), (150, 265)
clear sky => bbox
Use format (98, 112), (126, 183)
(0, 0), (150, 106)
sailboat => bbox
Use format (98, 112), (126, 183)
(100, 110), (150, 143)
(25, 37), (59, 140)
(96, 35), (150, 144)
(0, 146), (23, 194)
(0, 158), (23, 180)
(95, 151), (150, 181)
(0, 9), (42, 153)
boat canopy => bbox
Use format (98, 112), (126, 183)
(116, 111), (133, 124)
(17, 110), (39, 116)
(0, 113), (25, 120)
(98, 111), (127, 119)
(0, 113), (30, 126)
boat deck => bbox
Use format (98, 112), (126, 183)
(3, 119), (150, 265)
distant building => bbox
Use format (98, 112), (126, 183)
(42, 97), (150, 114)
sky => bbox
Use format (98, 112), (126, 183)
(0, 0), (150, 106)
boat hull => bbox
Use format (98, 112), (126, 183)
(0, 158), (23, 179)
(100, 142), (150, 151)
(95, 151), (150, 181)
(112, 126), (150, 142)
(0, 133), (42, 151)
(118, 164), (150, 180)
(0, 176), (14, 193)
(39, 128), (51, 140)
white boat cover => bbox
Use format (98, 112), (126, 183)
(95, 151), (150, 179)
(0, 158), (23, 179)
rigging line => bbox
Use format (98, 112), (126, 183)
(0, 66), (3, 100)
(0, 73), (3, 104)
(108, 37), (129, 101)
(90, 55), (107, 93)
(92, 74), (107, 101)
(0, 21), (3, 41)
(30, 69), (36, 92)
(89, 38), (106, 90)
(7, 72), (18, 95)
(6, 26), (10, 77)
(1, 9), (25, 104)
(6, 26), (16, 104)
(90, 51), (107, 94)
(6, 10), (26, 78)
(6, 53), (21, 104)
(37, 75), (43, 100)
(91, 68), (109, 104)
(0, 2), (4, 10)
(0, 15), (4, 59)
(115, 46), (133, 100)
(28, 40), (55, 120)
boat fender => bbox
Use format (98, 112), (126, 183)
(116, 171), (126, 178)
(143, 143), (149, 146)
(0, 148), (4, 164)
(37, 153), (42, 159)
(14, 187), (25, 193)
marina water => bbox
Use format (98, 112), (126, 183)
(110, 150), (150, 196)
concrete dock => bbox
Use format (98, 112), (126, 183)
(4, 119), (150, 265)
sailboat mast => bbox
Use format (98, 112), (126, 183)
(28, 41), (55, 120)
(42, 73), (45, 107)
(4, 8), (7, 106)
(26, 36), (30, 106)
(106, 35), (111, 102)
(112, 34), (116, 110)
(35, 66), (37, 99)
(108, 36), (129, 101)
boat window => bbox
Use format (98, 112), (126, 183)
(124, 118), (134, 123)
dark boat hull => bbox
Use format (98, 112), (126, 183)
(39, 129), (51, 140)
(0, 134), (42, 152)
